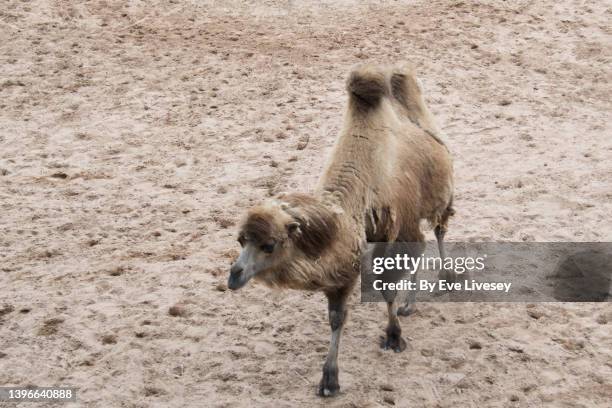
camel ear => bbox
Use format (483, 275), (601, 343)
(286, 221), (300, 235)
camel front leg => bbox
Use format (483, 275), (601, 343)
(318, 288), (349, 397)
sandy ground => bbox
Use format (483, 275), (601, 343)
(1, 0), (611, 407)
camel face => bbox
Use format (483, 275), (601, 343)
(228, 203), (298, 290)
(228, 238), (278, 290)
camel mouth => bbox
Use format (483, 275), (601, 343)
(228, 270), (250, 290)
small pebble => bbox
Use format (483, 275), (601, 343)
(0, 304), (14, 316)
(527, 309), (544, 320)
(101, 334), (117, 345)
(380, 383), (394, 392)
(168, 304), (187, 317)
(421, 349), (434, 357)
(468, 340), (482, 349)
(108, 267), (124, 277)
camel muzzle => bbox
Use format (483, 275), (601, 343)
(228, 263), (247, 290)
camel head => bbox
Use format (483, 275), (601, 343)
(228, 193), (339, 290)
(228, 199), (301, 290)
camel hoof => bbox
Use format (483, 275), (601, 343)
(397, 304), (417, 316)
(381, 335), (407, 353)
(318, 365), (340, 397)
(318, 381), (340, 397)
(319, 386), (340, 397)
(438, 268), (458, 284)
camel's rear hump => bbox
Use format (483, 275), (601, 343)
(389, 62), (448, 146)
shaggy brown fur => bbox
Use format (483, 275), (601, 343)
(230, 62), (454, 397)
(277, 193), (340, 259)
(242, 195), (359, 292)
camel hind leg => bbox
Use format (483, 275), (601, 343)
(436, 202), (456, 282)
(381, 298), (406, 352)
(374, 238), (409, 352)
(396, 229), (426, 317)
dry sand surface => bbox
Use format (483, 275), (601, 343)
(1, 0), (611, 407)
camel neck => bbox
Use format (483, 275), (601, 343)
(316, 144), (375, 217)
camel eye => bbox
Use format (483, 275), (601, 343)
(261, 243), (275, 254)
(238, 236), (246, 247)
